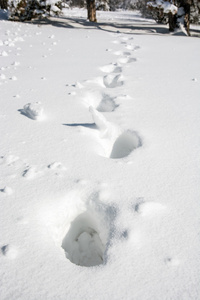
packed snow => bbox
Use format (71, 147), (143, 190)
(0, 7), (200, 300)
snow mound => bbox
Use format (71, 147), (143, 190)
(0, 51), (8, 56)
(20, 102), (44, 120)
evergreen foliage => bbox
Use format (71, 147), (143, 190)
(4, 0), (200, 24)
(8, 0), (67, 20)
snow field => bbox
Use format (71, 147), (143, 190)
(0, 8), (200, 300)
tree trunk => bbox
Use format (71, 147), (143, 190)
(168, 12), (177, 31)
(87, 0), (97, 22)
(178, 0), (192, 35)
(0, 0), (7, 9)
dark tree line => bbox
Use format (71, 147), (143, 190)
(0, 0), (199, 36)
(0, 0), (7, 9)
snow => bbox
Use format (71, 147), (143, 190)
(0, 7), (200, 300)
(147, 0), (178, 15)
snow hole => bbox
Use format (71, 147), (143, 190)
(103, 74), (124, 88)
(97, 94), (118, 112)
(62, 209), (106, 267)
(90, 107), (141, 159)
(110, 131), (141, 159)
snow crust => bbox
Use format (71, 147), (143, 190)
(0, 8), (200, 300)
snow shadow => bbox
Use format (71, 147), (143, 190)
(30, 16), (172, 36)
(63, 122), (97, 129)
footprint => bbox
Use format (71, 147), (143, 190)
(103, 74), (124, 88)
(125, 45), (134, 51)
(47, 162), (66, 170)
(110, 130), (141, 159)
(56, 195), (114, 267)
(135, 201), (166, 216)
(0, 186), (13, 195)
(116, 51), (131, 56)
(118, 57), (136, 64)
(97, 94), (119, 112)
(22, 166), (43, 179)
(1, 244), (18, 259)
(62, 210), (105, 267)
(121, 37), (130, 41)
(19, 102), (44, 120)
(90, 107), (141, 159)
(83, 91), (118, 112)
(100, 63), (122, 74)
(10, 76), (17, 81)
(71, 81), (84, 89)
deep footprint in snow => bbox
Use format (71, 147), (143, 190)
(61, 203), (110, 267)
(97, 94), (119, 112)
(90, 107), (141, 159)
(110, 130), (141, 159)
(100, 63), (122, 74)
(103, 74), (124, 88)
(83, 91), (118, 112)
(62, 213), (104, 267)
